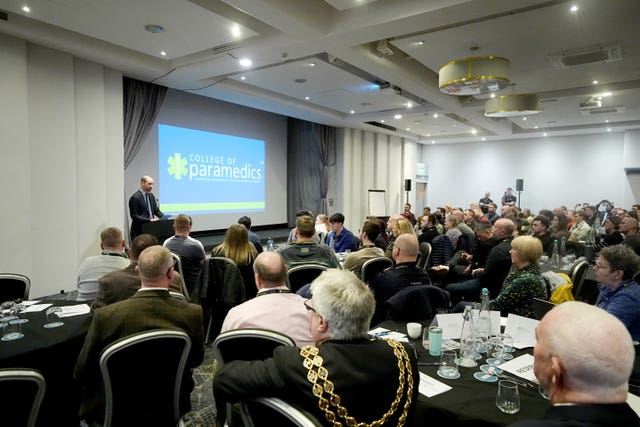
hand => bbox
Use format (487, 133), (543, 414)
(151, 217), (159, 222)
(472, 268), (484, 277)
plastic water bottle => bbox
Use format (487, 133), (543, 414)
(477, 288), (491, 352)
(459, 305), (478, 367)
(551, 240), (560, 267)
(559, 236), (567, 258)
(266, 236), (275, 252)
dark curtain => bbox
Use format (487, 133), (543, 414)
(287, 118), (336, 225)
(123, 77), (167, 168)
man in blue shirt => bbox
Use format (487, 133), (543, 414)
(327, 212), (357, 253)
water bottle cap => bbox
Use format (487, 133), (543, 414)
(481, 288), (488, 294)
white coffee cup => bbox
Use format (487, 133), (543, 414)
(406, 322), (422, 339)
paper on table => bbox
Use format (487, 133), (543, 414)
(57, 304), (91, 317)
(20, 300), (41, 306)
(368, 327), (408, 342)
(504, 314), (539, 349)
(499, 354), (538, 384)
(418, 372), (452, 397)
(472, 309), (501, 336)
(435, 313), (464, 339)
(22, 303), (52, 313)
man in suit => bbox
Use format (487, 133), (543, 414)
(509, 301), (639, 427)
(92, 234), (184, 310)
(129, 175), (164, 239)
(213, 269), (417, 426)
(75, 245), (204, 425)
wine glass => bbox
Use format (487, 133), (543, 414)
(44, 307), (64, 328)
(437, 350), (460, 379)
(496, 380), (520, 414)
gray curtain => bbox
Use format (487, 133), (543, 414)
(123, 77), (167, 168)
(287, 118), (336, 224)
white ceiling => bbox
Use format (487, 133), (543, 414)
(1, 0), (639, 144)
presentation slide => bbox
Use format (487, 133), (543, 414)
(158, 124), (265, 215)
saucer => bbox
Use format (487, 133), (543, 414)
(473, 372), (498, 383)
(437, 369), (461, 380)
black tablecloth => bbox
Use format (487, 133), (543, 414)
(0, 300), (92, 427)
(377, 320), (549, 427)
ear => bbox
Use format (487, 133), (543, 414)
(134, 265), (140, 274)
(550, 355), (565, 389)
(100, 243), (105, 250)
(317, 314), (329, 334)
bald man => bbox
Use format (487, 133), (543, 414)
(509, 301), (640, 427)
(129, 175), (164, 239)
(220, 251), (314, 348)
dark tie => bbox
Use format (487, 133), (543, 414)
(145, 193), (152, 219)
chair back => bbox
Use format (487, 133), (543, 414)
(571, 260), (598, 304)
(243, 397), (323, 427)
(287, 264), (327, 293)
(0, 369), (46, 427)
(569, 258), (589, 285)
(99, 330), (191, 427)
(360, 257), (393, 284)
(416, 242), (432, 270)
(179, 255), (204, 297)
(170, 252), (190, 300)
(386, 285), (451, 322)
(213, 329), (295, 427)
(0, 273), (30, 303)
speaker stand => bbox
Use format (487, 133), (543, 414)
(405, 190), (409, 205)
(517, 190), (521, 209)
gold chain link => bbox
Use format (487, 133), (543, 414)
(300, 339), (414, 427)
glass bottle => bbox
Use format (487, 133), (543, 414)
(477, 288), (492, 352)
(551, 240), (560, 267)
(459, 305), (478, 367)
(266, 236), (275, 251)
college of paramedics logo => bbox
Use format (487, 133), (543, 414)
(167, 153), (188, 180)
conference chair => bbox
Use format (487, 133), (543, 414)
(0, 368), (46, 427)
(0, 273), (31, 303)
(213, 329), (295, 427)
(243, 397), (323, 427)
(416, 242), (432, 271)
(385, 285), (451, 322)
(287, 264), (327, 293)
(360, 257), (393, 284)
(178, 254), (204, 297)
(571, 259), (598, 304)
(99, 330), (191, 427)
(170, 252), (191, 301)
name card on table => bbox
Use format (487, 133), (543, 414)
(472, 309), (502, 336)
(504, 314), (539, 349)
(499, 354), (538, 384)
(418, 372), (452, 398)
(435, 310), (502, 339)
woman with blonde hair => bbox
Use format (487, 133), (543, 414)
(315, 214), (330, 243)
(489, 235), (547, 318)
(384, 217), (416, 258)
(211, 223), (259, 298)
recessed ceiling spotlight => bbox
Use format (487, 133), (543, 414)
(239, 58), (252, 67)
(394, 114), (402, 119)
(607, 128), (612, 132)
(433, 113), (439, 118)
(240, 76), (246, 80)
(231, 24), (241, 37)
(471, 129), (477, 135)
(601, 92), (612, 97)
(308, 62), (316, 67)
(406, 127), (410, 131)
(350, 110), (355, 114)
(543, 133), (548, 137)
(481, 137), (486, 141)
(570, 5), (578, 12)
(534, 125), (539, 129)
(605, 119), (610, 123)
(304, 96), (310, 100)
(490, 93), (496, 98)
(407, 102), (413, 108)
(522, 117), (527, 121)
(592, 80), (599, 85)
(416, 41), (424, 46)
(22, 5), (30, 12)
(160, 51), (167, 56)
(145, 24), (164, 34)
(426, 134), (430, 137)
(380, 119), (385, 123)
(431, 140), (436, 144)
(597, 96), (603, 100)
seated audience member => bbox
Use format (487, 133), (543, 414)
(385, 214), (401, 240)
(372, 217), (390, 250)
(485, 202), (500, 225)
(531, 215), (553, 253)
(400, 203), (417, 226)
(416, 206), (431, 226)
(93, 234), (184, 310)
(385, 217), (415, 258)
(479, 192), (493, 214)
(489, 236), (547, 318)
(370, 234), (431, 307)
(594, 244), (640, 341)
(418, 214), (440, 245)
(501, 187), (517, 207)
(446, 223), (495, 283)
(326, 212), (358, 253)
(446, 219), (514, 304)
(583, 205), (598, 227)
(74, 245), (204, 425)
(452, 210), (476, 244)
(343, 220), (385, 279)
(620, 216), (640, 256)
(213, 269), (417, 427)
(163, 214), (206, 260)
(550, 213), (570, 241)
(538, 209), (553, 224)
(315, 214), (330, 243)
(212, 224), (259, 299)
(463, 208), (479, 232)
(279, 215), (339, 268)
(509, 302), (640, 427)
(568, 210), (592, 243)
(602, 216), (624, 246)
(287, 210), (320, 244)
(238, 215), (263, 253)
(77, 227), (129, 301)
(221, 251), (314, 348)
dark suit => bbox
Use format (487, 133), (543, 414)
(508, 402), (640, 426)
(213, 338), (417, 426)
(128, 189), (164, 239)
(74, 289), (204, 424)
(92, 263), (185, 310)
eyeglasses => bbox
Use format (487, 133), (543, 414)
(303, 299), (316, 313)
(593, 263), (610, 271)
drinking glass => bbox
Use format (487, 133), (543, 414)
(496, 380), (520, 414)
(459, 335), (479, 367)
(438, 350), (459, 379)
(486, 335), (502, 356)
(44, 307), (64, 328)
(2, 320), (24, 341)
(0, 301), (18, 322)
(500, 333), (514, 353)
